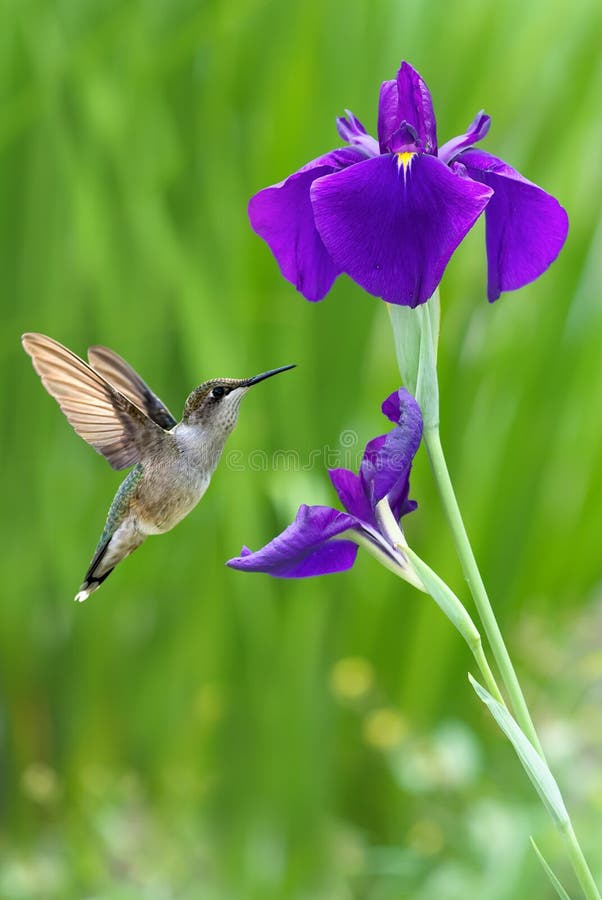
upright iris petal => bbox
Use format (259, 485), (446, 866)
(336, 111), (380, 157)
(228, 389), (422, 579)
(438, 111), (491, 165)
(328, 467), (373, 524)
(377, 61), (438, 154)
(361, 389), (423, 518)
(248, 60), (568, 307)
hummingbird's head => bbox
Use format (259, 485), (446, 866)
(182, 365), (295, 433)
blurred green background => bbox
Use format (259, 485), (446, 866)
(1, 0), (601, 896)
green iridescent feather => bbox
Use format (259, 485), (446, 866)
(96, 464), (144, 551)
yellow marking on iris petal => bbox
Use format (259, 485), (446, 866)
(397, 151), (415, 173)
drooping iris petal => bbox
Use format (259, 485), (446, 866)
(226, 505), (359, 577)
(438, 111), (491, 165)
(377, 62), (437, 154)
(360, 389), (423, 517)
(458, 149), (570, 302)
(328, 468), (374, 523)
(336, 111), (380, 158)
(248, 147), (365, 302)
(311, 153), (493, 307)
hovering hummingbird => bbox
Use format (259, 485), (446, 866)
(22, 333), (294, 603)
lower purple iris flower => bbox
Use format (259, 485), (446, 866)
(249, 61), (569, 307)
(227, 388), (422, 580)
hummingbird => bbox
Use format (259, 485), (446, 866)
(22, 333), (294, 603)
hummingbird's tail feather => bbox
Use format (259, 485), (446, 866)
(74, 523), (146, 602)
(74, 538), (115, 602)
(75, 583), (104, 603)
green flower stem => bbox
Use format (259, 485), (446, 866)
(406, 549), (505, 707)
(423, 424), (545, 758)
(561, 822), (602, 900)
(373, 498), (504, 705)
(387, 299), (599, 898)
(422, 431), (601, 900)
(471, 639), (505, 708)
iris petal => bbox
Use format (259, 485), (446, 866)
(377, 62), (437, 154)
(248, 147), (365, 302)
(329, 468), (373, 522)
(438, 111), (491, 165)
(336, 111), (380, 157)
(381, 389), (402, 424)
(311, 153), (493, 307)
(381, 387), (421, 431)
(377, 79), (399, 153)
(228, 390), (423, 580)
(359, 433), (387, 504)
(458, 149), (569, 302)
(360, 389), (423, 518)
(226, 505), (359, 577)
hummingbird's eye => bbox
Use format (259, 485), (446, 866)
(211, 386), (227, 400)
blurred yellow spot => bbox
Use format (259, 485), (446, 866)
(332, 827), (366, 876)
(362, 707), (407, 749)
(21, 762), (61, 805)
(329, 657), (375, 701)
(195, 683), (225, 724)
(397, 151), (415, 172)
(407, 819), (445, 856)
(578, 649), (602, 678)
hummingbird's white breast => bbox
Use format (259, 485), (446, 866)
(134, 422), (228, 535)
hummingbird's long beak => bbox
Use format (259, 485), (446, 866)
(243, 364), (296, 387)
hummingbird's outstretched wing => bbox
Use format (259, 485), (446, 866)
(22, 333), (169, 470)
(87, 345), (177, 430)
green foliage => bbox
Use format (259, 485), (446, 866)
(1, 0), (601, 896)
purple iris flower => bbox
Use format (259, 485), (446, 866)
(227, 388), (423, 582)
(249, 61), (568, 306)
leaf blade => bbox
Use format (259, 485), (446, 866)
(469, 674), (569, 827)
(530, 837), (573, 900)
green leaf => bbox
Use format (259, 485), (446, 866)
(388, 291), (440, 429)
(415, 300), (439, 430)
(469, 675), (569, 827)
(388, 303), (420, 395)
(530, 838), (573, 900)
